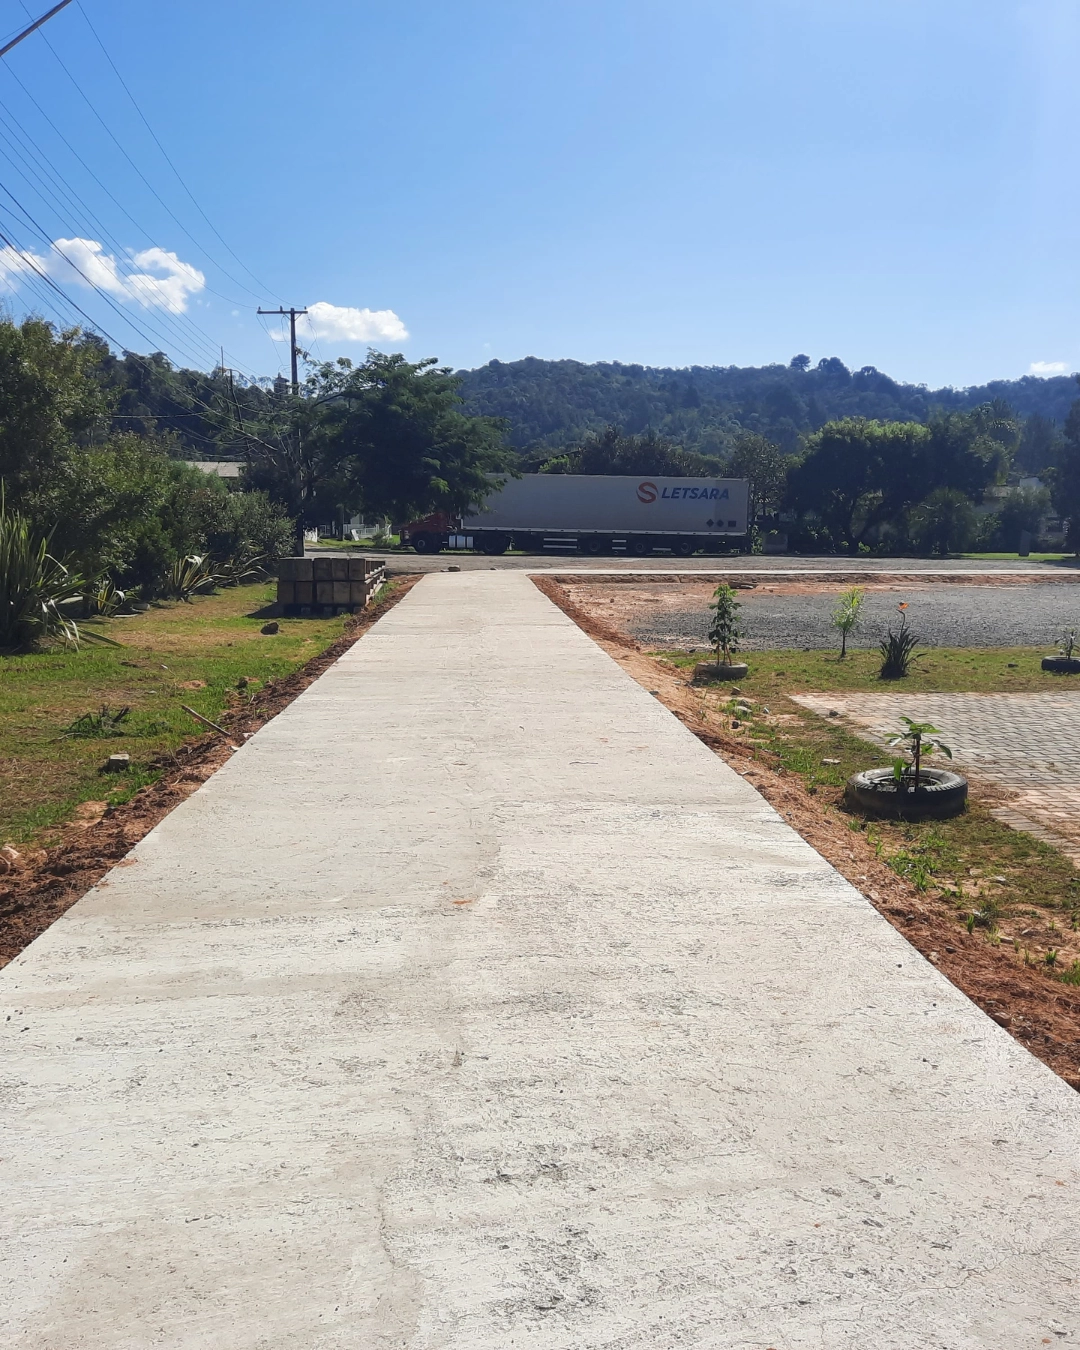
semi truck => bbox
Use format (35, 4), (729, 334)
(400, 474), (750, 555)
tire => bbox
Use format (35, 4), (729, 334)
(674, 538), (696, 557)
(845, 767), (968, 820)
(479, 534), (510, 556)
(412, 533), (440, 554)
(629, 537), (652, 557)
(693, 661), (749, 682)
(1042, 657), (1080, 674)
(579, 536), (606, 556)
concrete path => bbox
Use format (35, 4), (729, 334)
(3, 573), (1080, 1348)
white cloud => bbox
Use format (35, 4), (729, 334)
(1029, 360), (1070, 376)
(0, 236), (204, 312)
(270, 300), (408, 344)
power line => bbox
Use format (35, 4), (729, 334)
(75, 1), (282, 306)
(0, 0), (73, 61)
(12, 1), (268, 306)
(258, 307), (309, 393)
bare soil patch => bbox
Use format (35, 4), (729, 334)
(534, 574), (1080, 1093)
(0, 575), (422, 968)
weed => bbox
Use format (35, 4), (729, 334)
(1059, 961), (1080, 986)
(60, 705), (131, 739)
(1045, 948), (1059, 967)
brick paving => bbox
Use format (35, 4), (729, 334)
(794, 690), (1080, 860)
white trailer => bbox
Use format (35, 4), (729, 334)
(405, 474), (749, 555)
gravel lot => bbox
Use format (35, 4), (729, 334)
(627, 583), (1080, 650)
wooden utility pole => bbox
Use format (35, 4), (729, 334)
(0, 0), (74, 60)
(257, 306), (308, 393)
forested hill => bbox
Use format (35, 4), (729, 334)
(457, 355), (1078, 458)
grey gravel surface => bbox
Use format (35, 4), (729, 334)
(629, 583), (1080, 650)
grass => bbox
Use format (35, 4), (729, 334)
(661, 644), (1078, 693)
(0, 581), (347, 846)
(959, 552), (1074, 562)
(664, 654), (1080, 974)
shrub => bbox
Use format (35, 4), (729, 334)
(0, 488), (93, 651)
(879, 603), (923, 678)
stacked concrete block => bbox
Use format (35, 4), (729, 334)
(276, 556), (385, 616)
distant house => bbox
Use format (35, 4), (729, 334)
(185, 461), (243, 488)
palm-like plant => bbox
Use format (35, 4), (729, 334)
(165, 554), (224, 602)
(0, 488), (96, 651)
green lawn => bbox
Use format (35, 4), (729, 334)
(0, 582), (346, 846)
(657, 646), (1080, 973)
(659, 645), (1075, 694)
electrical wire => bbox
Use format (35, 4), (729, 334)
(16, 1), (269, 307)
(75, 1), (282, 306)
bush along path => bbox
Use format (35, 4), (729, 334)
(533, 574), (1080, 1092)
(0, 576), (420, 967)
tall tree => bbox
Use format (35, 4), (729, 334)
(1049, 378), (1080, 552)
(310, 352), (515, 526)
(727, 432), (789, 519)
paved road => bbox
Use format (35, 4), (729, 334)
(309, 548), (1079, 577)
(795, 690), (1080, 862)
(3, 573), (1079, 1347)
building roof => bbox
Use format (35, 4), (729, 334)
(186, 461), (243, 479)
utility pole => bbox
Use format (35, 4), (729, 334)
(257, 306), (308, 394)
(0, 1), (75, 60)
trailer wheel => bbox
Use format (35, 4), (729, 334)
(479, 534), (510, 556)
(629, 537), (652, 556)
(674, 538), (697, 557)
(580, 536), (607, 555)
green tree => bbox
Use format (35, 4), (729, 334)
(310, 352), (515, 526)
(1049, 379), (1080, 552)
(787, 411), (1006, 554)
(908, 487), (976, 556)
(727, 432), (789, 519)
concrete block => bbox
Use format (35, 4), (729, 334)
(277, 558), (297, 581)
(332, 581), (351, 604)
(277, 580), (295, 606)
(348, 557), (367, 580)
(331, 559), (349, 581)
(312, 557), (334, 581)
(293, 582), (313, 606)
(293, 557), (313, 581)
(349, 581), (370, 606)
(315, 580), (334, 604)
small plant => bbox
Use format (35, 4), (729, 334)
(165, 554), (223, 603)
(831, 585), (865, 659)
(879, 602), (923, 679)
(1059, 960), (1080, 986)
(886, 715), (952, 789)
(707, 583), (742, 665)
(1045, 948), (1059, 967)
(60, 705), (131, 739)
(82, 577), (129, 618)
(1057, 628), (1077, 660)
(215, 548), (269, 587)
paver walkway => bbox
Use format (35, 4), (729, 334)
(3, 573), (1080, 1348)
(795, 690), (1080, 861)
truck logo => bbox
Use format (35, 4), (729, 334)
(637, 480), (730, 504)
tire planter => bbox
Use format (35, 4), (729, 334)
(693, 661), (749, 683)
(845, 766), (968, 821)
(1042, 656), (1080, 674)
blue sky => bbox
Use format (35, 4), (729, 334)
(0, 0), (1075, 387)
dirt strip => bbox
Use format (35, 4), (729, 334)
(0, 575), (423, 969)
(533, 574), (1080, 1093)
